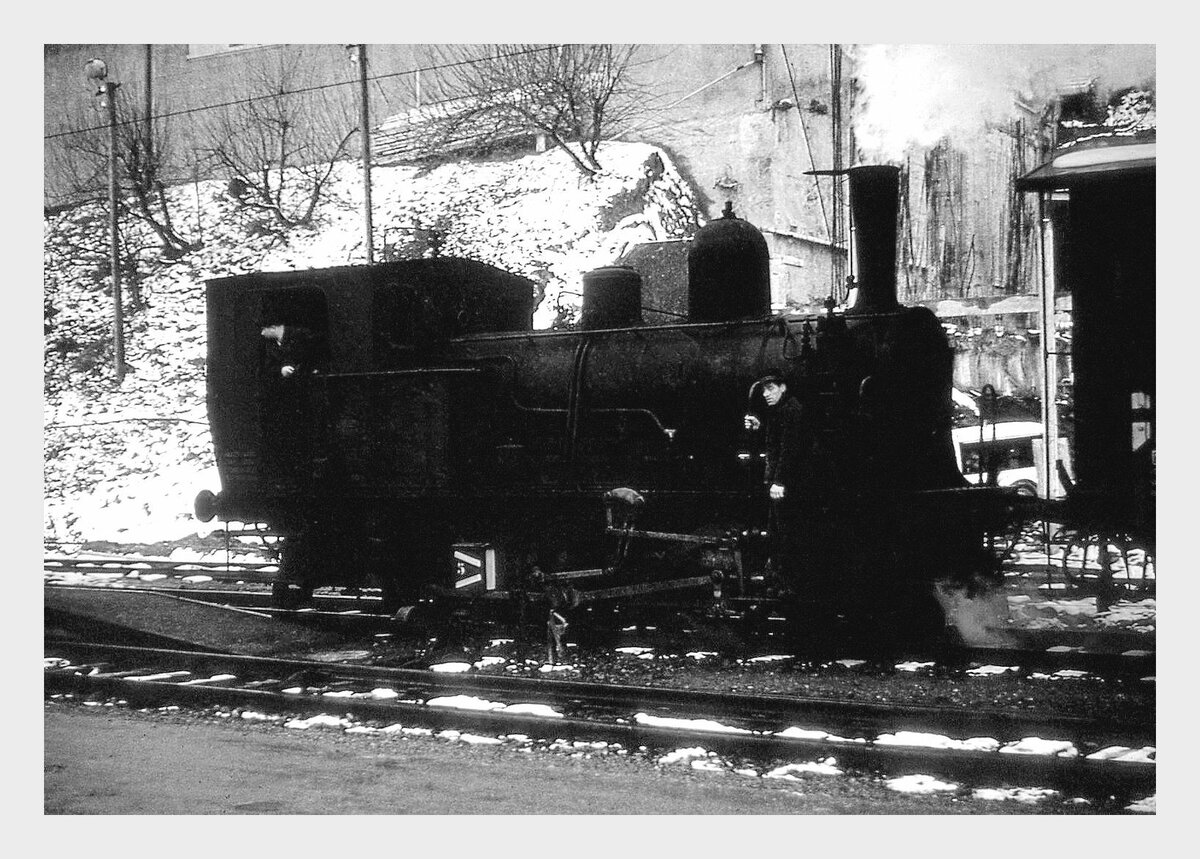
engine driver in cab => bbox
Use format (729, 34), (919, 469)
(260, 322), (319, 379)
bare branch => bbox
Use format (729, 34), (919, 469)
(50, 91), (196, 255)
(198, 46), (357, 227)
(402, 44), (653, 176)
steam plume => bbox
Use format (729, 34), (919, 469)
(852, 44), (1156, 162)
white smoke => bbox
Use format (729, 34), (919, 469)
(852, 44), (1156, 162)
(934, 581), (1019, 648)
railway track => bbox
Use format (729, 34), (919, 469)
(44, 555), (280, 584)
(44, 577), (1156, 679)
(44, 641), (1154, 802)
(46, 583), (390, 627)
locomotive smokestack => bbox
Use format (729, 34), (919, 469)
(846, 165), (901, 314)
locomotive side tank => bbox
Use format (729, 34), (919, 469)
(197, 166), (1006, 634)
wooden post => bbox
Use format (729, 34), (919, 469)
(357, 44), (374, 264)
(105, 81), (125, 383)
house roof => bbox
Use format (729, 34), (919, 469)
(373, 94), (536, 165)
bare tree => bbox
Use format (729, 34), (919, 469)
(429, 44), (649, 177)
(48, 92), (196, 257)
(117, 105), (198, 256)
(199, 48), (357, 228)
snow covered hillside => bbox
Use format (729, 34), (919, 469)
(44, 142), (701, 546)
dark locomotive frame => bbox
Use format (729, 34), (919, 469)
(194, 154), (1154, 644)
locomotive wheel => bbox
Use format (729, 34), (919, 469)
(272, 580), (314, 609)
(392, 600), (454, 638)
(379, 577), (413, 616)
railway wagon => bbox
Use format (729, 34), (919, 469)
(1009, 138), (1156, 609)
(195, 166), (1012, 639)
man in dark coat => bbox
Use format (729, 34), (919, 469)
(259, 321), (327, 475)
(260, 323), (321, 379)
(744, 371), (812, 593)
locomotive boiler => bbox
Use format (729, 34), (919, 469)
(195, 165), (1011, 641)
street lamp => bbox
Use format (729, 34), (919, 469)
(84, 58), (126, 382)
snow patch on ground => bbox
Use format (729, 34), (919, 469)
(875, 731), (1000, 752)
(885, 774), (959, 794)
(765, 760), (844, 778)
(634, 712), (752, 734)
(972, 786), (1061, 804)
(1125, 795), (1156, 813)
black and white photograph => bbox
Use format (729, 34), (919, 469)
(37, 16), (1168, 831)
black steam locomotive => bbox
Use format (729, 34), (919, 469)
(194, 166), (1012, 640)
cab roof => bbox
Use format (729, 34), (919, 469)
(1015, 139), (1155, 192)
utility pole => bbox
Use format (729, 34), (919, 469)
(85, 59), (125, 383)
(353, 44), (375, 263)
(830, 44), (846, 303)
(104, 79), (125, 382)
(1038, 194), (1062, 500)
(143, 45), (153, 160)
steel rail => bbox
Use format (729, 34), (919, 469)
(44, 645), (1156, 800)
(44, 641), (1154, 748)
(46, 582), (385, 612)
(44, 556), (278, 572)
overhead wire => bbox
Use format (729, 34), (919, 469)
(617, 55), (760, 138)
(779, 44), (830, 243)
(45, 45), (562, 142)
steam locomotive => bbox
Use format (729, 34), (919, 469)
(194, 165), (1013, 642)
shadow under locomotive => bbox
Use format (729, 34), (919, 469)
(194, 166), (1020, 649)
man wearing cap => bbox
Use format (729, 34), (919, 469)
(261, 322), (320, 379)
(258, 320), (326, 474)
(744, 371), (811, 594)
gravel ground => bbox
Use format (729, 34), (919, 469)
(44, 698), (1136, 816)
(475, 648), (1155, 723)
(45, 566), (1156, 726)
(352, 594), (1156, 727)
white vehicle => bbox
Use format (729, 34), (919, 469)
(951, 421), (1044, 496)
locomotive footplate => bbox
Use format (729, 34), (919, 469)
(430, 572), (722, 606)
(573, 575), (715, 604)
